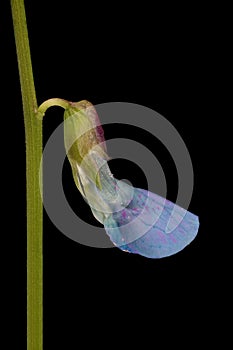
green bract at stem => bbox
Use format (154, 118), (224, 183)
(11, 0), (42, 349)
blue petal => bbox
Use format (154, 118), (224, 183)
(103, 186), (199, 259)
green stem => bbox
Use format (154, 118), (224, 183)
(11, 1), (43, 349)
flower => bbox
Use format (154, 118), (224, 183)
(63, 100), (200, 258)
(37, 98), (200, 257)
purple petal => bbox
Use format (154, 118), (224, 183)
(104, 187), (199, 258)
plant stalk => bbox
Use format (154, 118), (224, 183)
(11, 1), (43, 349)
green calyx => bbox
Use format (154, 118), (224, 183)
(36, 98), (108, 191)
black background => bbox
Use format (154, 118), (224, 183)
(2, 1), (220, 348)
